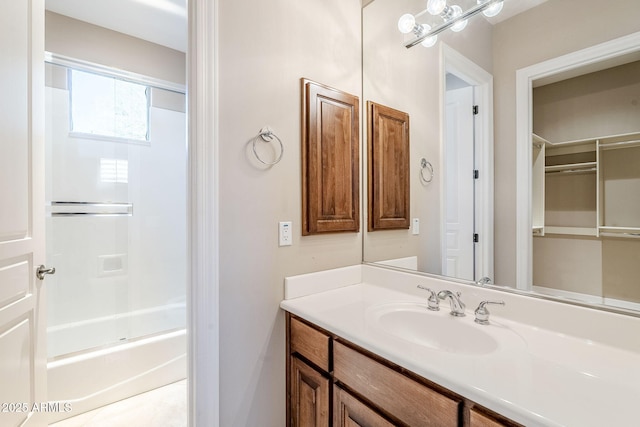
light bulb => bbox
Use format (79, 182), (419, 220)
(420, 25), (438, 47)
(480, 0), (504, 17)
(427, 0), (447, 15)
(397, 13), (416, 34)
(450, 5), (468, 32)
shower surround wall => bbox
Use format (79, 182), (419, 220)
(44, 12), (188, 422)
(45, 66), (187, 357)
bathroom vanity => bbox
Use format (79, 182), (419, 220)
(287, 314), (518, 426)
(281, 264), (640, 426)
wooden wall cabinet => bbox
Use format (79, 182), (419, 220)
(367, 102), (410, 231)
(286, 313), (522, 427)
(302, 79), (360, 235)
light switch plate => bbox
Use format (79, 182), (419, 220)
(412, 218), (420, 235)
(279, 221), (293, 246)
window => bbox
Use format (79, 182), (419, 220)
(70, 69), (149, 142)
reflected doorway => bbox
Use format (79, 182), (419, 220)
(441, 45), (494, 283)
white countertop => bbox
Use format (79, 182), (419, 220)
(280, 265), (640, 427)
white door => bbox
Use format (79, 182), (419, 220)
(0, 1), (48, 426)
(443, 86), (475, 281)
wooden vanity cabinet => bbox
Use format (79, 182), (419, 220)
(288, 316), (332, 426)
(286, 313), (523, 427)
(334, 386), (394, 427)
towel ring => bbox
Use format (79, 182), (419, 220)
(420, 158), (434, 184)
(252, 126), (284, 166)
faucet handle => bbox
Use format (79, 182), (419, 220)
(474, 301), (505, 325)
(417, 285), (440, 311)
(475, 276), (492, 286)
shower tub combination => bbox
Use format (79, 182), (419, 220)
(45, 60), (188, 422)
(47, 312), (186, 423)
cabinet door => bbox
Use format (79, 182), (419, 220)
(301, 78), (360, 235)
(367, 101), (410, 231)
(334, 386), (394, 427)
(291, 356), (330, 426)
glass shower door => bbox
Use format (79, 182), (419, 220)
(45, 62), (187, 359)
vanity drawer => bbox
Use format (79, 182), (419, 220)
(333, 341), (460, 426)
(290, 316), (330, 372)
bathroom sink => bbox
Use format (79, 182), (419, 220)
(368, 302), (499, 355)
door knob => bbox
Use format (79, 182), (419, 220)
(36, 265), (56, 280)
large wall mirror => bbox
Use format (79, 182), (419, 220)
(363, 0), (640, 314)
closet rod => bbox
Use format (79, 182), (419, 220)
(599, 139), (640, 150)
(545, 167), (597, 175)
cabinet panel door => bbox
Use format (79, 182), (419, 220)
(367, 101), (410, 231)
(334, 386), (394, 427)
(291, 357), (329, 426)
(302, 79), (360, 235)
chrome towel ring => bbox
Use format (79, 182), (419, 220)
(420, 158), (434, 184)
(252, 126), (284, 166)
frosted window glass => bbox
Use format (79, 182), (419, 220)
(70, 69), (149, 141)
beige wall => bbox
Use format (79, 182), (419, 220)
(218, 0), (362, 425)
(45, 11), (185, 85)
(533, 236), (602, 295)
(534, 61), (640, 142)
(492, 0), (640, 285)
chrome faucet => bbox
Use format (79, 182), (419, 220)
(474, 301), (505, 325)
(417, 285), (440, 311)
(437, 290), (466, 317)
(475, 276), (492, 286)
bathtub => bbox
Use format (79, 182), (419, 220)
(46, 305), (187, 423)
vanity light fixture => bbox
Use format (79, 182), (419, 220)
(399, 0), (504, 48)
(397, 14), (438, 47)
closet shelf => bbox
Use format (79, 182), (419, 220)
(545, 162), (597, 173)
(598, 226), (640, 237)
(599, 139), (640, 150)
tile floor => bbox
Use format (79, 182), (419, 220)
(50, 380), (187, 427)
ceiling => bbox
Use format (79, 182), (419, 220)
(45, 0), (544, 54)
(45, 0), (188, 52)
(484, 0), (549, 25)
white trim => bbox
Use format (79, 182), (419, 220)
(515, 30), (640, 291)
(188, 0), (219, 426)
(440, 44), (494, 281)
(45, 52), (186, 93)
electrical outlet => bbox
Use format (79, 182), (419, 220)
(279, 221), (293, 246)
